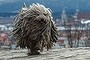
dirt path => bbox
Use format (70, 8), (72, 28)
(0, 47), (90, 60)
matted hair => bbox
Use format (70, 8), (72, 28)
(12, 3), (58, 55)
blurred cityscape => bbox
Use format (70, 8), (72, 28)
(55, 9), (90, 48)
(0, 2), (90, 50)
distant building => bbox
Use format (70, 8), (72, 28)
(77, 12), (90, 20)
(0, 33), (10, 46)
(60, 9), (68, 25)
(0, 24), (13, 32)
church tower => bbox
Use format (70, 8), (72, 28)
(74, 0), (79, 21)
(61, 9), (67, 23)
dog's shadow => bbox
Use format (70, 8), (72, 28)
(10, 53), (48, 59)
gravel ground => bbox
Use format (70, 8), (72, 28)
(0, 47), (90, 60)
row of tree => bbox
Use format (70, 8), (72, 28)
(64, 20), (90, 48)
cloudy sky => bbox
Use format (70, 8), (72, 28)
(0, 0), (90, 13)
